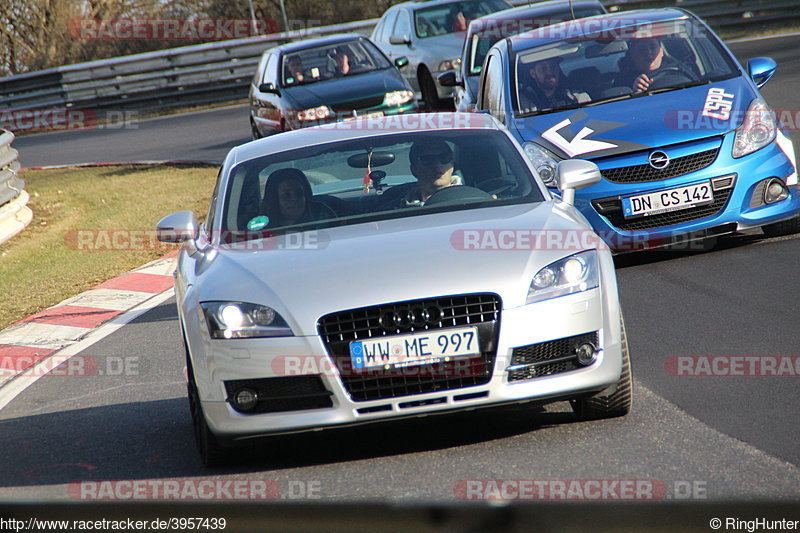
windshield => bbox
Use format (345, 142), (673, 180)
(414, 0), (509, 39)
(221, 130), (543, 241)
(512, 18), (740, 116)
(281, 40), (390, 86)
(467, 6), (606, 75)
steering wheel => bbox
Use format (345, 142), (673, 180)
(649, 67), (694, 88)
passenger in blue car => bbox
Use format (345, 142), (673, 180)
(519, 57), (588, 112)
(614, 37), (695, 93)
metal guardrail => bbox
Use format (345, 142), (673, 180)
(0, 0), (797, 132)
(0, 130), (32, 246)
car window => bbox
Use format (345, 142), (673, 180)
(467, 7), (606, 76)
(252, 54), (268, 87)
(221, 130), (543, 240)
(377, 10), (399, 43)
(393, 10), (411, 39)
(262, 53), (275, 84)
(483, 56), (505, 122)
(512, 18), (739, 117)
(414, 0), (509, 39)
(281, 39), (391, 86)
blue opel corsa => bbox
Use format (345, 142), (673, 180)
(476, 9), (798, 251)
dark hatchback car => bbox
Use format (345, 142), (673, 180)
(439, 0), (607, 112)
(249, 34), (418, 138)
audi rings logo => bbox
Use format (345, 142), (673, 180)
(379, 305), (444, 331)
(648, 151), (670, 170)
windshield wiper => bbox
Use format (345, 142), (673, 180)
(647, 79), (712, 95)
(516, 102), (585, 118)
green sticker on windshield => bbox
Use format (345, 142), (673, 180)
(247, 216), (269, 230)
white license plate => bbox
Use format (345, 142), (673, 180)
(622, 182), (714, 218)
(342, 111), (384, 122)
(349, 326), (479, 370)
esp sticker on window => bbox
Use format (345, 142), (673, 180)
(702, 88), (734, 120)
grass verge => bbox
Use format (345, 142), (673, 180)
(0, 164), (218, 330)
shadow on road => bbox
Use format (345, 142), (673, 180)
(0, 398), (582, 487)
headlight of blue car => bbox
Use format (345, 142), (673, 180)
(523, 142), (560, 187)
(732, 98), (777, 158)
(201, 302), (293, 339)
(527, 251), (599, 304)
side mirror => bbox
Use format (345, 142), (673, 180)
(389, 34), (411, 46)
(157, 211), (199, 243)
(437, 70), (459, 87)
(258, 82), (278, 94)
(747, 57), (777, 88)
(394, 56), (410, 69)
(556, 159), (600, 206)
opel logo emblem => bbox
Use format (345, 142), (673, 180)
(379, 305), (443, 331)
(648, 151), (670, 170)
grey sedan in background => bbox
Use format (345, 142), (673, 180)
(371, 0), (511, 108)
(439, 0), (607, 112)
(157, 113), (631, 466)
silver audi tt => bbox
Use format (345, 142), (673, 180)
(157, 113), (632, 466)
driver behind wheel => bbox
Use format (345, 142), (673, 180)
(614, 37), (694, 93)
(403, 139), (462, 206)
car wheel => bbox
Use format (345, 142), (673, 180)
(250, 119), (261, 140)
(570, 314), (633, 420)
(185, 340), (229, 467)
(762, 216), (800, 237)
(419, 68), (443, 110)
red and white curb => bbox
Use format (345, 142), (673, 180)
(0, 251), (178, 394)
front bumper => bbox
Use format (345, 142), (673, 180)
(190, 288), (622, 442)
(576, 134), (799, 251)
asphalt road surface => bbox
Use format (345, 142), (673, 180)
(1, 35), (798, 504)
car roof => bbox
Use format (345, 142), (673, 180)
(471, 0), (604, 25)
(507, 8), (692, 49)
(269, 33), (370, 55)
(231, 113), (503, 164)
(393, 0), (505, 11)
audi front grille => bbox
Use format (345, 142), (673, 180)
(317, 294), (501, 401)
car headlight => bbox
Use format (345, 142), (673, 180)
(201, 302), (293, 339)
(733, 98), (777, 158)
(438, 58), (461, 72)
(523, 142), (560, 187)
(383, 90), (414, 107)
(527, 250), (599, 304)
(295, 106), (332, 121)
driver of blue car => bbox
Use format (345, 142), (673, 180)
(614, 37), (694, 93)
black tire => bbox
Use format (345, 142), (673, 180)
(570, 315), (633, 420)
(762, 216), (800, 237)
(419, 68), (443, 110)
(185, 339), (229, 467)
(250, 119), (261, 140)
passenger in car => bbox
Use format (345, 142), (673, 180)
(285, 55), (306, 83)
(329, 46), (352, 76)
(518, 57), (589, 112)
(261, 168), (332, 227)
(614, 37), (694, 92)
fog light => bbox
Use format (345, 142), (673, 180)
(575, 342), (598, 366)
(233, 388), (258, 411)
(764, 178), (789, 204)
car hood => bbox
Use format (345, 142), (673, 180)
(196, 202), (597, 335)
(512, 77), (755, 159)
(284, 69), (407, 109)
